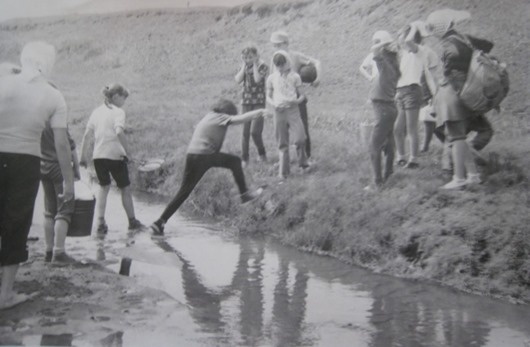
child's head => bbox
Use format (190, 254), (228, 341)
(272, 51), (290, 74)
(103, 83), (129, 107)
(241, 46), (258, 66)
(212, 99), (238, 116)
(398, 25), (423, 46)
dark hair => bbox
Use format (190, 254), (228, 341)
(242, 46), (258, 56)
(102, 83), (129, 100)
(400, 25), (423, 44)
(272, 53), (287, 67)
(212, 99), (238, 116)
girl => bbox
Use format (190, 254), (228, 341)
(79, 83), (143, 232)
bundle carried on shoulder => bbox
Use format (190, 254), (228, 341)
(457, 35), (510, 114)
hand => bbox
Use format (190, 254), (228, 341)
(73, 164), (81, 181)
(122, 155), (129, 164)
(311, 79), (320, 87)
(79, 159), (87, 168)
(59, 182), (75, 203)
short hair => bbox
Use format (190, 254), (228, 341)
(212, 98), (238, 116)
(20, 41), (56, 78)
(242, 46), (258, 56)
(272, 53), (288, 67)
(102, 83), (129, 99)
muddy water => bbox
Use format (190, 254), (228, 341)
(23, 189), (530, 347)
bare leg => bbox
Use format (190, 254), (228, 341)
(54, 219), (69, 253)
(44, 217), (55, 252)
(120, 186), (135, 220)
(96, 185), (110, 224)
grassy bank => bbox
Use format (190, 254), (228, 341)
(0, 0), (528, 303)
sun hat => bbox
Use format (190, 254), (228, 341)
(372, 30), (393, 45)
(426, 9), (471, 36)
(270, 31), (289, 44)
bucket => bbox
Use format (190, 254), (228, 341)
(67, 181), (95, 237)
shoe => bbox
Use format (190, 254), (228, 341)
(405, 161), (420, 169)
(241, 188), (264, 203)
(128, 218), (144, 230)
(44, 251), (53, 263)
(97, 223), (108, 234)
(466, 173), (482, 185)
(300, 163), (312, 174)
(258, 155), (268, 163)
(441, 178), (467, 190)
(52, 252), (77, 265)
(396, 159), (407, 167)
(150, 220), (165, 236)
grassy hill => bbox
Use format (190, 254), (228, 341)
(0, 0), (529, 303)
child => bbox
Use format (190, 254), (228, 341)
(270, 31), (321, 159)
(150, 99), (266, 235)
(234, 45), (269, 167)
(393, 24), (438, 169)
(366, 31), (401, 188)
(79, 83), (143, 233)
(40, 121), (80, 263)
(266, 51), (308, 179)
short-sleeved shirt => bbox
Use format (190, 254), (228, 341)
(86, 103), (127, 160)
(397, 45), (434, 88)
(0, 73), (67, 158)
(187, 112), (231, 155)
(370, 48), (400, 102)
(241, 62), (269, 106)
(266, 71), (302, 106)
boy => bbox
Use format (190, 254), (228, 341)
(235, 46), (269, 167)
(366, 31), (401, 188)
(270, 31), (321, 159)
(266, 51), (308, 179)
(150, 99), (266, 235)
(41, 122), (80, 263)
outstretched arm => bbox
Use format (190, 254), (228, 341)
(229, 109), (265, 125)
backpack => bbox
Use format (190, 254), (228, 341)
(455, 36), (510, 113)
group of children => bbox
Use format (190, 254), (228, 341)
(0, 8), (495, 310)
(361, 10), (494, 190)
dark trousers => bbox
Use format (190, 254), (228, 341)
(0, 153), (40, 266)
(241, 104), (266, 161)
(298, 98), (311, 158)
(159, 153), (247, 222)
(370, 101), (398, 184)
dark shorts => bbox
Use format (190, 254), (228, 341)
(396, 84), (423, 110)
(94, 158), (130, 188)
(0, 152), (41, 266)
(41, 176), (75, 223)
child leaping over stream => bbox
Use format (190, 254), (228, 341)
(150, 99), (268, 235)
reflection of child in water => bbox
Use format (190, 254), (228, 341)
(150, 99), (266, 235)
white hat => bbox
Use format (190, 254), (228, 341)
(372, 30), (393, 45)
(426, 9), (471, 36)
(270, 31), (289, 44)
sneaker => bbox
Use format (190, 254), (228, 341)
(396, 159), (407, 167)
(128, 218), (144, 230)
(300, 163), (312, 174)
(258, 155), (268, 163)
(441, 177), (467, 190)
(150, 220), (165, 236)
(44, 251), (53, 263)
(52, 252), (77, 265)
(466, 173), (482, 185)
(241, 188), (264, 203)
(97, 223), (108, 234)
(405, 161), (420, 169)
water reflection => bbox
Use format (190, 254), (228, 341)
(114, 227), (530, 347)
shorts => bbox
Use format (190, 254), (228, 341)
(41, 176), (75, 223)
(94, 158), (130, 188)
(0, 153), (41, 266)
(396, 84), (423, 110)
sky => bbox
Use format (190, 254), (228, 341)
(0, 0), (256, 22)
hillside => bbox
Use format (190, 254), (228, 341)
(0, 0), (529, 303)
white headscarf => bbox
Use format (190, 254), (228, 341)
(426, 9), (471, 37)
(20, 41), (56, 81)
